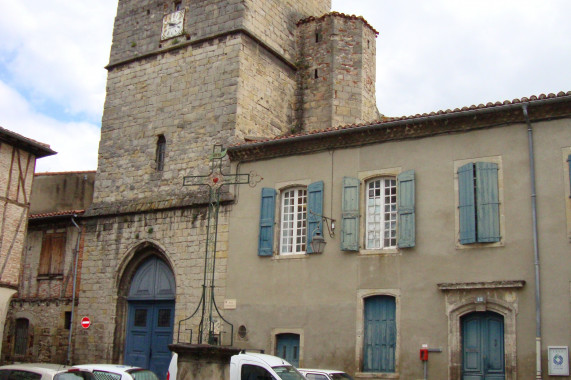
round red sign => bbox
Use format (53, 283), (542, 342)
(81, 317), (91, 329)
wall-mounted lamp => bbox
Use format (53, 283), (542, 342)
(309, 231), (327, 254)
(308, 210), (336, 254)
(309, 210), (336, 238)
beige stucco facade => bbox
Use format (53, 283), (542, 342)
(225, 98), (571, 379)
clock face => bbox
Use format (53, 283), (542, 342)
(161, 10), (185, 40)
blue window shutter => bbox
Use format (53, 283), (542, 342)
(475, 162), (500, 243)
(341, 177), (360, 251)
(397, 170), (415, 248)
(306, 181), (324, 253)
(258, 188), (276, 256)
(458, 163), (476, 244)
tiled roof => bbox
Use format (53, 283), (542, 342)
(0, 126), (56, 158)
(297, 11), (379, 36)
(29, 210), (85, 220)
(228, 91), (571, 162)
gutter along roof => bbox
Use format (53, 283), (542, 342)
(227, 91), (571, 162)
(28, 210), (85, 225)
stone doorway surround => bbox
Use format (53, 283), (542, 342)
(113, 241), (175, 364)
(438, 280), (525, 380)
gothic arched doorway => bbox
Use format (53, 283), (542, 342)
(124, 256), (175, 379)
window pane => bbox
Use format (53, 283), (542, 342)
(134, 309), (147, 327)
(156, 135), (166, 172)
(158, 309), (171, 327)
(366, 178), (397, 249)
(280, 188), (307, 254)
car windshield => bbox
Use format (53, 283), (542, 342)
(125, 369), (159, 380)
(330, 374), (353, 380)
(272, 366), (306, 380)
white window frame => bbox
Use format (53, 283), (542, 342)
(365, 177), (397, 249)
(279, 187), (307, 255)
(357, 168), (401, 255)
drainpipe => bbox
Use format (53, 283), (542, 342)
(522, 104), (542, 379)
(67, 215), (82, 365)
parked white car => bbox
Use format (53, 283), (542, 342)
(166, 354), (177, 380)
(297, 369), (354, 380)
(167, 351), (306, 380)
(72, 364), (159, 380)
(0, 363), (96, 380)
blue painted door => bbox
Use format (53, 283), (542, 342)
(125, 257), (176, 380)
(363, 296), (396, 373)
(276, 334), (300, 367)
(462, 312), (505, 380)
(125, 301), (174, 379)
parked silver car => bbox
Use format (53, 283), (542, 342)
(0, 363), (95, 380)
(297, 369), (354, 380)
(72, 364), (159, 380)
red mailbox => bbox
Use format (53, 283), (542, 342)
(420, 348), (429, 361)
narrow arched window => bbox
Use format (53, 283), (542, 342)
(156, 135), (166, 171)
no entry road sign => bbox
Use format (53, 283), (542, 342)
(81, 317), (91, 329)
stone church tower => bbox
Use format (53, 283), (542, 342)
(76, 0), (379, 372)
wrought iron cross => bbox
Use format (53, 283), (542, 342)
(181, 145), (250, 345)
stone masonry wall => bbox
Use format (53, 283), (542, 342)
(109, 0), (331, 65)
(361, 25), (378, 121)
(1, 221), (86, 364)
(94, 37), (242, 212)
(17, 225), (82, 300)
(74, 206), (230, 364)
(242, 0), (331, 62)
(296, 17), (334, 131)
(94, 32), (304, 215)
(235, 37), (297, 139)
(296, 14), (380, 131)
(2, 301), (74, 364)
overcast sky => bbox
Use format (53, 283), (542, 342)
(0, 0), (569, 172)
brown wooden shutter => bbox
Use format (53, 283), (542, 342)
(50, 233), (65, 275)
(39, 233), (66, 276)
(38, 234), (52, 275)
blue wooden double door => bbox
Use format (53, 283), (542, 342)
(276, 334), (300, 367)
(124, 257), (176, 380)
(462, 312), (505, 380)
